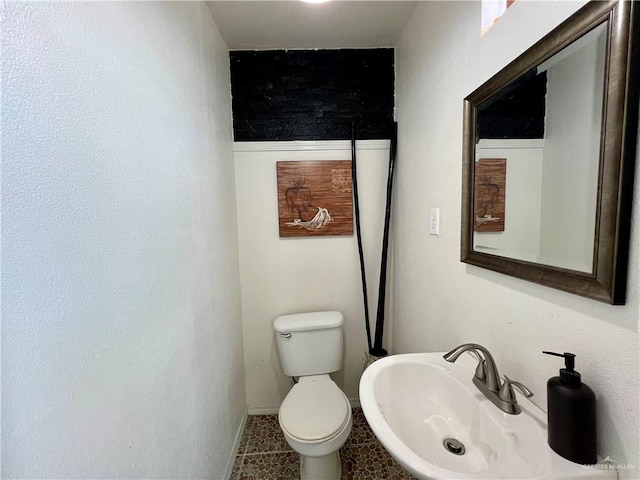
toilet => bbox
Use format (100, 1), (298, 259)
(274, 311), (353, 480)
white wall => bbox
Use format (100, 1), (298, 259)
(2, 2), (245, 479)
(539, 25), (605, 271)
(395, 0), (639, 476)
(234, 141), (391, 411)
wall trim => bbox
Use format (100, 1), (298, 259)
(234, 139), (391, 152)
(247, 403), (281, 415)
(476, 138), (545, 150)
(224, 407), (248, 480)
(247, 398), (361, 416)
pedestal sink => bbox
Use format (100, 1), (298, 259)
(359, 352), (616, 480)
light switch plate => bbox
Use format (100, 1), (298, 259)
(429, 208), (440, 235)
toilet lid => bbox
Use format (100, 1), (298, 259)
(279, 380), (349, 442)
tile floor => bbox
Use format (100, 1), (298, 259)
(230, 408), (418, 479)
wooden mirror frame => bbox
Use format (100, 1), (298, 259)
(461, 0), (639, 304)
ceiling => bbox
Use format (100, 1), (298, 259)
(206, 1), (417, 50)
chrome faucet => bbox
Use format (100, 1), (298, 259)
(443, 343), (533, 415)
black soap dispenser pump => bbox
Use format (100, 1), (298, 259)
(543, 351), (596, 465)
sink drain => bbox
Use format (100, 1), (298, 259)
(443, 438), (466, 455)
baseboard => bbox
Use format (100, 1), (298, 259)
(247, 398), (360, 417)
(223, 407), (248, 480)
(248, 403), (281, 415)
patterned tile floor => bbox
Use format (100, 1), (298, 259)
(230, 408), (418, 479)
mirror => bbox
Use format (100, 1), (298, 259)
(461, 0), (639, 304)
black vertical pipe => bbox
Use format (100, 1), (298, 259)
(372, 122), (398, 356)
(351, 123), (373, 353)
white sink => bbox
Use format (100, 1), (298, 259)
(359, 352), (616, 480)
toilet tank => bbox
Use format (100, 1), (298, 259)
(274, 311), (344, 377)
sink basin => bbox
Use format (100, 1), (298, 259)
(359, 352), (615, 480)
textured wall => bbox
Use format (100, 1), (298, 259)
(230, 49), (395, 141)
(477, 71), (547, 139)
(2, 2), (245, 478)
(394, 0), (638, 476)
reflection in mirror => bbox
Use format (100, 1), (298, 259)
(473, 23), (607, 273)
(461, 0), (640, 304)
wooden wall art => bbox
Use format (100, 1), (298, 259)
(474, 158), (506, 232)
(276, 160), (353, 237)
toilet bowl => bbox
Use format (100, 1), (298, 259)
(279, 375), (353, 479)
(274, 311), (352, 480)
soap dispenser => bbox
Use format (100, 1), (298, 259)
(543, 351), (596, 465)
